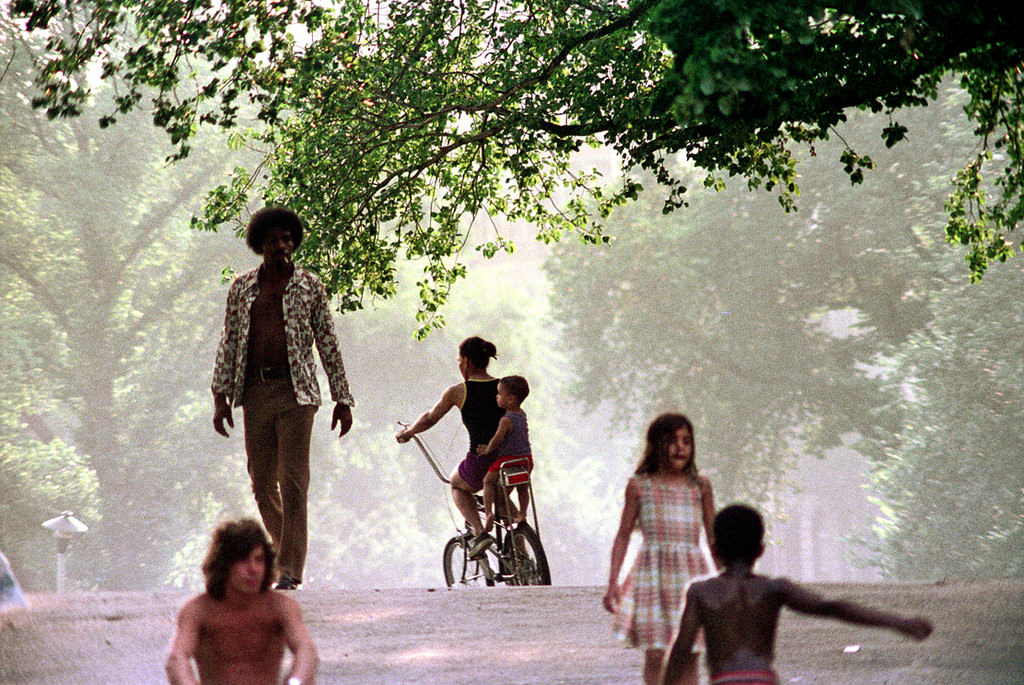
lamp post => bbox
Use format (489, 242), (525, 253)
(42, 511), (88, 593)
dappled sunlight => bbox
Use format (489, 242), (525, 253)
(3, 584), (1022, 683)
(324, 606), (417, 624)
(383, 641), (562, 665)
(387, 644), (460, 663)
(487, 643), (564, 663)
(386, 639), (574, 665)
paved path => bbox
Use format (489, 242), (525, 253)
(1, 581), (1022, 684)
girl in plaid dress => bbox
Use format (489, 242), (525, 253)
(603, 413), (716, 685)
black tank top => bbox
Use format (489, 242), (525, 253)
(460, 378), (503, 451)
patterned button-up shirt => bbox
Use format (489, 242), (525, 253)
(212, 266), (354, 408)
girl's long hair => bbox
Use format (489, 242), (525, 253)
(635, 413), (697, 477)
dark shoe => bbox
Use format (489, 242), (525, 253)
(468, 533), (494, 559)
(275, 575), (301, 590)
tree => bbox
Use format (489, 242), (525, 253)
(544, 95), (951, 506)
(546, 84), (1024, 578)
(0, 333), (100, 590)
(0, 32), (253, 588)
(9, 1), (1023, 331)
(647, 1), (1024, 279)
(867, 262), (1024, 579)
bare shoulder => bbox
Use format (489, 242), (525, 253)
(624, 476), (641, 496)
(174, 593), (214, 628)
(697, 574), (782, 609)
(441, 381), (466, 404)
(695, 474), (714, 493)
(685, 575), (735, 610)
(687, 575), (719, 598)
(180, 593), (210, 614)
(768, 575), (799, 594)
(268, 589), (303, 617)
(268, 591), (310, 638)
(768, 575), (824, 606)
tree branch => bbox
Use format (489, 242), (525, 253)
(0, 254), (74, 336)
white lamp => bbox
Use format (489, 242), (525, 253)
(42, 512), (88, 593)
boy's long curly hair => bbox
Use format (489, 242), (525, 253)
(202, 518), (277, 599)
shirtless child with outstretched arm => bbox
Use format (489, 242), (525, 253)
(166, 519), (318, 685)
(661, 504), (932, 685)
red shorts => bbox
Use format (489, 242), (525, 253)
(486, 454), (533, 474)
(710, 670), (778, 685)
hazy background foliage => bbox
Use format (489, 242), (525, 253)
(1, 32), (1020, 591)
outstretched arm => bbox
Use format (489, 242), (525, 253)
(779, 579), (932, 639)
(165, 600), (201, 685)
(603, 478), (640, 613)
(396, 383), (462, 442)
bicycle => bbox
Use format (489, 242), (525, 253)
(399, 423), (551, 587)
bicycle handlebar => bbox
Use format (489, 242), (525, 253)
(397, 422), (451, 484)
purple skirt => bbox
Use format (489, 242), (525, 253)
(457, 450), (491, 491)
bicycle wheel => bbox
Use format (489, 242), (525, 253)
(443, 535), (493, 588)
(502, 523), (551, 586)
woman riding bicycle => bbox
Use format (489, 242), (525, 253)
(395, 336), (504, 551)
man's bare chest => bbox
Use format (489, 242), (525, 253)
(197, 608), (286, 659)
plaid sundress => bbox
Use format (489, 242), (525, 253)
(613, 475), (711, 649)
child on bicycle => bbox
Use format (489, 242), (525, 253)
(473, 375), (532, 556)
(661, 504), (932, 685)
(604, 413), (716, 685)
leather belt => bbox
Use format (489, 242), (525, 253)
(248, 365), (290, 383)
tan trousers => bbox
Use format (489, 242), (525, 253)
(242, 378), (317, 581)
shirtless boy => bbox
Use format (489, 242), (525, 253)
(166, 519), (318, 685)
(661, 504), (932, 685)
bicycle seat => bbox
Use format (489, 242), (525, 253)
(498, 457), (532, 487)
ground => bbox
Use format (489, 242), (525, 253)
(1, 581), (1022, 685)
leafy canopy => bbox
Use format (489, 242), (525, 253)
(648, 1), (1024, 279)
(9, 1), (1024, 331)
